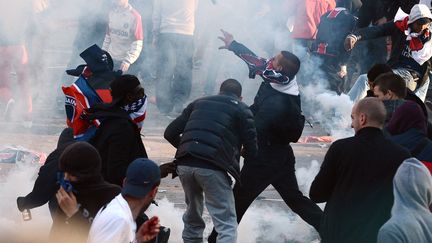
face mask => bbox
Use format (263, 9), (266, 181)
(263, 59), (289, 84)
(121, 96), (147, 129)
(57, 172), (76, 193)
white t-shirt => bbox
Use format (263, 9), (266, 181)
(87, 194), (136, 243)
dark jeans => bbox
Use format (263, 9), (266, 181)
(318, 56), (345, 94)
(156, 33), (194, 114)
(208, 144), (323, 242)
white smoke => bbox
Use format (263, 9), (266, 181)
(302, 84), (354, 140)
(290, 44), (355, 140)
(0, 161), (52, 242)
(146, 160), (323, 243)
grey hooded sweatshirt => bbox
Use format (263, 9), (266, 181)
(377, 158), (432, 243)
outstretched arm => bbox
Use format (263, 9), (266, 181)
(344, 21), (397, 51)
(218, 29), (258, 57)
(218, 29), (266, 79)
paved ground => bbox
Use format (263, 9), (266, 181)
(0, 19), (336, 242)
(0, 57), (334, 242)
(0, 102), (331, 242)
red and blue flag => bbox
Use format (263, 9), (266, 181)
(62, 75), (103, 141)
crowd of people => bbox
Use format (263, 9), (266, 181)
(3, 0), (432, 242)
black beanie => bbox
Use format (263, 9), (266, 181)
(57, 128), (74, 148)
(59, 142), (102, 179)
(110, 74), (141, 104)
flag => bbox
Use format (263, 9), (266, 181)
(62, 75), (103, 141)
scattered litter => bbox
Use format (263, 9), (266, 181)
(0, 146), (46, 165)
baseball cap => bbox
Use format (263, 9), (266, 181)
(66, 44), (116, 76)
(122, 158), (161, 198)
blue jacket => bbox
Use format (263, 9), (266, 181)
(390, 128), (432, 162)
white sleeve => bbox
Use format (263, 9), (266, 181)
(87, 217), (133, 243)
(124, 40), (143, 64)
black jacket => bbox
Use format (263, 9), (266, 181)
(50, 177), (120, 242)
(356, 0), (417, 26)
(312, 8), (357, 66)
(17, 142), (73, 217)
(164, 93), (257, 182)
(88, 104), (147, 186)
(227, 41), (305, 145)
(310, 127), (410, 243)
(354, 21), (431, 84)
(390, 128), (432, 162)
(17, 128), (74, 217)
(251, 82), (305, 146)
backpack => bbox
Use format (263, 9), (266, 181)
(312, 8), (357, 57)
(62, 75), (103, 141)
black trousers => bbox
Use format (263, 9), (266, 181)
(208, 144), (323, 242)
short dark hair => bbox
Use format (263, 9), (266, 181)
(414, 17), (432, 26)
(367, 64), (393, 84)
(220, 79), (242, 97)
(374, 73), (407, 98)
(281, 51), (301, 79)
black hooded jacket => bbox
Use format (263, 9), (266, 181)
(164, 93), (258, 183)
(87, 104), (147, 186)
(17, 128), (74, 217)
(50, 176), (120, 242)
(227, 41), (306, 145)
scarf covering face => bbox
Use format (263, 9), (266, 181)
(238, 53), (291, 84)
(121, 96), (147, 129)
(262, 58), (290, 84)
(395, 15), (432, 65)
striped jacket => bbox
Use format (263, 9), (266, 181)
(102, 4), (143, 64)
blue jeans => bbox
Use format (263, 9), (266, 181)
(348, 68), (430, 102)
(347, 73), (369, 102)
(155, 33), (194, 114)
(177, 165), (237, 243)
